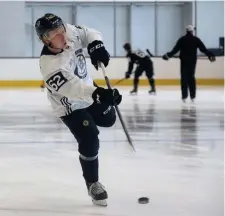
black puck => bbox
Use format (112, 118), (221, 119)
(138, 197), (149, 204)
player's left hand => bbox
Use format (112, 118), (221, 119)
(162, 53), (169, 60)
(125, 72), (131, 79)
(87, 40), (110, 70)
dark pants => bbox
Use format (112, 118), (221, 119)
(61, 103), (116, 183)
(133, 61), (155, 91)
(180, 60), (197, 99)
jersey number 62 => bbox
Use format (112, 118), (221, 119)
(46, 71), (68, 91)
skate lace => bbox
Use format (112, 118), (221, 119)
(90, 182), (105, 195)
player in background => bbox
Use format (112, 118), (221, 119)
(123, 43), (156, 95)
(162, 25), (216, 102)
(35, 13), (122, 206)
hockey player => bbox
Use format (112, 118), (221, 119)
(35, 13), (122, 206)
(123, 43), (156, 94)
(162, 25), (216, 102)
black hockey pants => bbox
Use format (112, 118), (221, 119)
(61, 103), (116, 183)
(133, 62), (155, 91)
(180, 59), (197, 99)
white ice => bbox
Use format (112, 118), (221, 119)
(0, 86), (223, 216)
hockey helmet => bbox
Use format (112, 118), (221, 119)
(35, 13), (64, 38)
(123, 43), (131, 51)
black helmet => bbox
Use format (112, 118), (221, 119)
(123, 43), (131, 51)
(35, 13), (64, 38)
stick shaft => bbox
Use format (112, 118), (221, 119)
(99, 63), (136, 152)
(114, 78), (126, 86)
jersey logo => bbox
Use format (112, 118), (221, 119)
(135, 50), (146, 58)
(46, 71), (68, 91)
(74, 54), (87, 79)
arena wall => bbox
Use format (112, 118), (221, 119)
(0, 57), (223, 87)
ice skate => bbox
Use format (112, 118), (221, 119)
(87, 182), (108, 207)
(130, 89), (137, 95)
(148, 89), (156, 95)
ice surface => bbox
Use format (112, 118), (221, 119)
(0, 86), (223, 216)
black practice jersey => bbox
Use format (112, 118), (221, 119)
(167, 33), (214, 61)
(126, 49), (152, 73)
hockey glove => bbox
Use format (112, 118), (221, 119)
(87, 40), (110, 70)
(125, 72), (131, 79)
(162, 53), (169, 60)
(92, 87), (122, 106)
(208, 55), (216, 62)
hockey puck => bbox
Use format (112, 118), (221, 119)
(138, 197), (149, 204)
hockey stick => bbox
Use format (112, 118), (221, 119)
(113, 77), (127, 87)
(146, 49), (154, 57)
(98, 62), (136, 152)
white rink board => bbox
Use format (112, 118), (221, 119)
(0, 57), (223, 80)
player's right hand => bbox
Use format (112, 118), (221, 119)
(92, 87), (122, 106)
(125, 72), (131, 79)
(209, 55), (216, 62)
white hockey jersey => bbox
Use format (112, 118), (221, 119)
(39, 24), (102, 117)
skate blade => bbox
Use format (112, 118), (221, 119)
(92, 199), (107, 207)
(149, 92), (156, 95)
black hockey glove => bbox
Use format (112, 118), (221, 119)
(92, 87), (122, 106)
(87, 40), (110, 70)
(162, 53), (169, 60)
(125, 72), (131, 79)
(208, 55), (216, 62)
